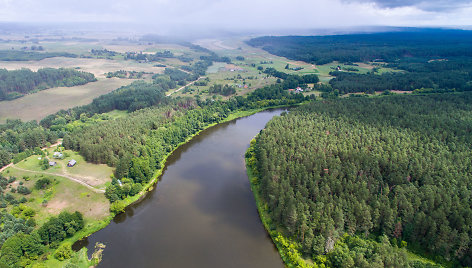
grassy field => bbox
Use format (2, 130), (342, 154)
(1, 137), (113, 225)
(1, 163), (109, 225)
(0, 78), (133, 123)
(173, 39), (282, 99)
(173, 64), (277, 99)
(16, 147), (112, 190)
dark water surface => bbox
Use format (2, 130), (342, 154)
(77, 109), (285, 268)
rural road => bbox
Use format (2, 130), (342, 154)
(166, 77), (204, 96)
(0, 139), (64, 174)
(1, 138), (105, 193)
(10, 165), (105, 193)
(0, 139), (63, 173)
(0, 163), (13, 173)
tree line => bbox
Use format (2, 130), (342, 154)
(124, 50), (174, 62)
(263, 67), (319, 89)
(247, 30), (472, 64)
(0, 68), (97, 101)
(0, 50), (77, 62)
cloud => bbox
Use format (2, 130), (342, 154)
(344, 0), (472, 11)
(0, 0), (471, 33)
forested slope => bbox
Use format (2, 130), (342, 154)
(0, 68), (97, 100)
(249, 93), (472, 267)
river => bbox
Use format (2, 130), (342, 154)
(75, 109), (286, 267)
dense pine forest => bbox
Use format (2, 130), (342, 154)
(0, 68), (97, 100)
(249, 93), (472, 267)
(248, 30), (472, 93)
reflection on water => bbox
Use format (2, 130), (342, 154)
(75, 109), (286, 268)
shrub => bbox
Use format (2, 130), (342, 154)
(17, 186), (31, 195)
(110, 200), (126, 214)
(34, 177), (52, 190)
(54, 243), (73, 261)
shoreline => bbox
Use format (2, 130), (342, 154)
(69, 105), (294, 261)
(245, 138), (312, 268)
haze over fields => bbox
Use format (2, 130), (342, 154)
(0, 0), (471, 35)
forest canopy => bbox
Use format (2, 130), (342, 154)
(250, 92), (472, 267)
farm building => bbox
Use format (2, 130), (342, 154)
(53, 152), (63, 159)
(67, 160), (76, 167)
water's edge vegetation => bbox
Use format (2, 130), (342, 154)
(69, 105), (296, 264)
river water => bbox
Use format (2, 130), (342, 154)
(76, 109), (286, 267)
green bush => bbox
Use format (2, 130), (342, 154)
(34, 177), (52, 190)
(110, 200), (126, 214)
(54, 243), (73, 261)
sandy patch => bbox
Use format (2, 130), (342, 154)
(47, 199), (69, 214)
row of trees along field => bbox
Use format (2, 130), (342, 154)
(248, 29), (472, 94)
(250, 92), (472, 267)
(0, 51), (77, 61)
(0, 68), (97, 101)
(39, 64), (216, 130)
(263, 67), (320, 89)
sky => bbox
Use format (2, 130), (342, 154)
(0, 0), (471, 33)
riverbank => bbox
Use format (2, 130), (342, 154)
(115, 105), (292, 213)
(67, 105), (294, 266)
(245, 138), (314, 268)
